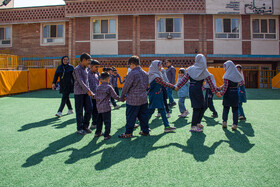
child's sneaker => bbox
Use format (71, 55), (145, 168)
(232, 124), (238, 131)
(180, 110), (189, 118)
(67, 109), (74, 115)
(90, 124), (97, 129)
(134, 124), (140, 129)
(139, 131), (150, 136)
(166, 113), (171, 118)
(239, 116), (246, 121)
(189, 126), (203, 132)
(76, 129), (86, 135)
(55, 111), (62, 117)
(211, 113), (218, 118)
(84, 128), (92, 134)
(104, 135), (112, 140)
(95, 132), (104, 137)
(155, 113), (161, 117)
(114, 105), (121, 109)
(164, 126), (176, 132)
(222, 121), (227, 128)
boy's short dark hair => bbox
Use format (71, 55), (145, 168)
(166, 59), (172, 63)
(107, 67), (113, 71)
(90, 59), (100, 66)
(128, 55), (140, 65)
(103, 67), (108, 72)
(179, 69), (185, 74)
(111, 66), (116, 71)
(100, 72), (110, 80)
(80, 53), (91, 62)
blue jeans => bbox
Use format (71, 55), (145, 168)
(125, 103), (150, 134)
(178, 97), (186, 113)
(149, 108), (169, 128)
(166, 88), (174, 104)
(238, 102), (245, 117)
(74, 94), (93, 131)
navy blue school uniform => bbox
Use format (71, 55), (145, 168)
(148, 80), (169, 127)
(189, 77), (205, 127)
(204, 88), (218, 116)
(222, 80), (239, 125)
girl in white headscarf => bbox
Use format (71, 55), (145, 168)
(236, 64), (247, 121)
(148, 60), (176, 133)
(219, 60), (243, 130)
(203, 74), (218, 118)
(176, 54), (221, 132)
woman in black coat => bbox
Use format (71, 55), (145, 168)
(52, 56), (74, 117)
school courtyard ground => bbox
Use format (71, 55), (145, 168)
(0, 88), (279, 186)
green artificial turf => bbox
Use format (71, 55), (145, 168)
(0, 89), (280, 187)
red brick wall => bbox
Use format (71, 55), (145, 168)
(242, 41), (251, 55)
(11, 23), (68, 57)
(207, 41), (213, 54)
(206, 15), (213, 40)
(242, 15), (251, 40)
(75, 17), (90, 41)
(118, 16), (133, 40)
(140, 15), (155, 40)
(118, 41), (133, 54)
(184, 41), (199, 54)
(184, 15), (199, 39)
(140, 41), (155, 54)
(75, 42), (90, 56)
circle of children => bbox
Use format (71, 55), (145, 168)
(52, 53), (247, 140)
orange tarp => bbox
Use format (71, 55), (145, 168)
(46, 69), (56, 89)
(28, 69), (47, 91)
(272, 73), (280, 89)
(0, 70), (28, 96)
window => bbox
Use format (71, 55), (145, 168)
(215, 18), (240, 39)
(0, 26), (11, 46)
(93, 18), (117, 39)
(157, 17), (182, 39)
(252, 19), (276, 39)
(42, 23), (64, 44)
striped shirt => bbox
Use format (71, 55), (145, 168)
(72, 64), (90, 95)
(94, 82), (121, 113)
(220, 79), (229, 96)
(154, 77), (175, 89)
(120, 66), (149, 106)
(177, 73), (217, 94)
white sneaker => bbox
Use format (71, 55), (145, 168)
(155, 113), (161, 117)
(166, 113), (171, 118)
(114, 105), (121, 109)
(67, 109), (74, 115)
(55, 112), (62, 117)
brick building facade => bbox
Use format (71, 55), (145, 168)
(0, 0), (280, 74)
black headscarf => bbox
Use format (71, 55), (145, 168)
(61, 56), (69, 66)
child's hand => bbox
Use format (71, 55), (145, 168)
(88, 90), (94, 97)
(216, 92), (222, 98)
(175, 87), (179, 91)
(52, 84), (56, 90)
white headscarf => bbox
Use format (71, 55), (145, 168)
(236, 64), (245, 84)
(204, 74), (216, 88)
(187, 54), (211, 81)
(148, 60), (163, 83)
(223, 60), (243, 83)
(161, 68), (169, 82)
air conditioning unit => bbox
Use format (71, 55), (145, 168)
(167, 33), (173, 39)
(47, 38), (53, 43)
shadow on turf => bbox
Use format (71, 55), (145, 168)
(22, 133), (84, 168)
(169, 133), (224, 162)
(238, 122), (255, 137)
(18, 117), (76, 131)
(202, 116), (220, 126)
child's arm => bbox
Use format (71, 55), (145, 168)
(205, 76), (218, 94)
(219, 79), (229, 96)
(176, 74), (190, 90)
(120, 74), (133, 101)
(117, 74), (123, 84)
(72, 69), (91, 94)
(154, 77), (175, 89)
(109, 86), (121, 101)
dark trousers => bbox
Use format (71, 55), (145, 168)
(223, 106), (238, 125)
(126, 103), (150, 134)
(91, 99), (99, 125)
(58, 93), (72, 112)
(204, 89), (217, 115)
(157, 87), (170, 114)
(96, 111), (111, 137)
(110, 87), (119, 107)
(74, 94), (93, 131)
(149, 108), (169, 127)
(191, 108), (204, 127)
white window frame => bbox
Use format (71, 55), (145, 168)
(91, 17), (118, 41)
(40, 22), (66, 46)
(0, 25), (12, 48)
(155, 15), (184, 40)
(213, 16), (241, 40)
(251, 16), (278, 40)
